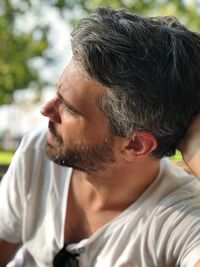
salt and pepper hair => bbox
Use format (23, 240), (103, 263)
(71, 7), (200, 157)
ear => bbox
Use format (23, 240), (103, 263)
(123, 132), (158, 161)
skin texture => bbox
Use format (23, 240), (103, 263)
(0, 59), (160, 265)
(3, 7), (200, 265)
(180, 115), (200, 267)
(1, 60), (199, 266)
(41, 59), (161, 242)
(179, 114), (200, 178)
(41, 61), (200, 266)
(42, 62), (115, 173)
(0, 239), (19, 266)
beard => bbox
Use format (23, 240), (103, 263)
(45, 121), (115, 172)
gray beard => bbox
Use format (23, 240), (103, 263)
(46, 122), (115, 173)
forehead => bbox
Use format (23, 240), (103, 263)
(57, 60), (105, 104)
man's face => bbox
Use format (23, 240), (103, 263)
(41, 60), (115, 172)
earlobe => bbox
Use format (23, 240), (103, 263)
(124, 132), (157, 161)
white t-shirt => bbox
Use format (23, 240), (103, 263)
(0, 128), (200, 267)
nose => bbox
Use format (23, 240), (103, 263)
(41, 97), (61, 124)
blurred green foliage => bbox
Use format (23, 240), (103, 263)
(1, 0), (200, 105)
(51, 0), (200, 31)
(0, 0), (48, 104)
(0, 150), (13, 165)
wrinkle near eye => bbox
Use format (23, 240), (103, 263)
(62, 102), (78, 116)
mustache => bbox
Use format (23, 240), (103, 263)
(48, 121), (62, 144)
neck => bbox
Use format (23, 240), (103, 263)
(72, 156), (160, 211)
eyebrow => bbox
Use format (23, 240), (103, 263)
(57, 91), (84, 116)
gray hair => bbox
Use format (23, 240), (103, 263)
(71, 7), (200, 157)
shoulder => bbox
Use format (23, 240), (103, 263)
(144, 158), (200, 213)
(149, 159), (200, 264)
(3, 126), (71, 204)
(152, 158), (200, 219)
(2, 127), (48, 184)
(18, 127), (47, 153)
(7, 127), (48, 175)
(159, 158), (200, 199)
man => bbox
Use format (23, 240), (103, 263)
(0, 6), (200, 267)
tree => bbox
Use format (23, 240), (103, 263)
(1, 0), (200, 104)
(0, 0), (48, 104)
(51, 0), (200, 31)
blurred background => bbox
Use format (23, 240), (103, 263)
(0, 0), (200, 177)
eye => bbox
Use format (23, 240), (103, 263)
(63, 103), (76, 115)
(56, 92), (82, 117)
(60, 101), (78, 116)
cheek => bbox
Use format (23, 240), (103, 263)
(59, 117), (86, 145)
(58, 113), (111, 146)
(88, 119), (111, 138)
